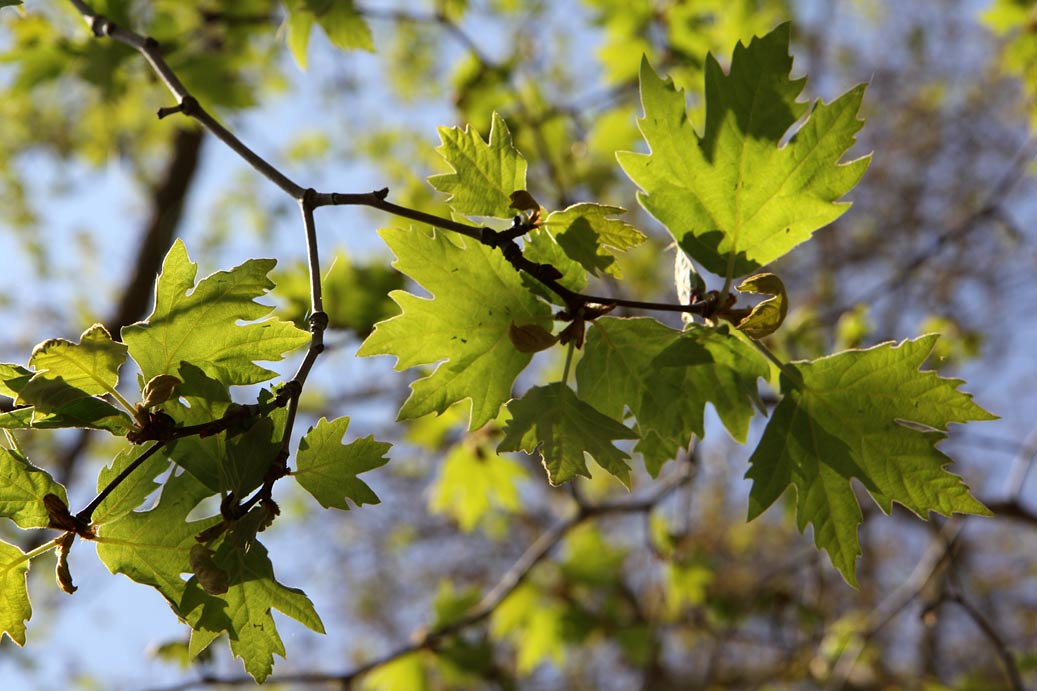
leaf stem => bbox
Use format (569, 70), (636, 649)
(561, 339), (576, 385)
(749, 338), (805, 390)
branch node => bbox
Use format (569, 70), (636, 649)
(90, 15), (116, 37)
(309, 310), (329, 333)
(374, 187), (390, 200)
(302, 187), (318, 207)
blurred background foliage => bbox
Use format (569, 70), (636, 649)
(1, 0), (1036, 689)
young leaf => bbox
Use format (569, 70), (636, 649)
(358, 227), (552, 429)
(122, 239), (309, 387)
(734, 273), (788, 339)
(0, 539), (31, 646)
(428, 112), (527, 219)
(0, 447), (69, 529)
(745, 336), (996, 586)
(294, 416), (391, 510)
(499, 383), (638, 486)
(618, 23), (870, 279)
(542, 203), (646, 278)
(181, 529), (325, 683)
(576, 318), (767, 475)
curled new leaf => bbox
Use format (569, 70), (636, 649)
(508, 321), (558, 354)
(55, 533), (76, 595)
(734, 273), (788, 339)
(140, 374), (182, 409)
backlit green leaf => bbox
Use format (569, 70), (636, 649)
(428, 112), (527, 219)
(358, 227), (552, 429)
(181, 517), (325, 682)
(577, 318), (767, 475)
(428, 442), (527, 531)
(0, 539), (31, 646)
(618, 23), (870, 279)
(499, 383), (637, 486)
(20, 324), (126, 401)
(96, 469), (219, 611)
(123, 239), (309, 387)
(0, 447), (68, 529)
(542, 203), (646, 277)
(746, 336), (996, 585)
(295, 416), (391, 510)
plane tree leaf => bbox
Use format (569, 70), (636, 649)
(294, 416), (391, 510)
(618, 23), (870, 279)
(0, 447), (68, 529)
(358, 227), (552, 429)
(122, 239), (310, 387)
(180, 512), (325, 683)
(576, 317), (767, 475)
(0, 539), (31, 646)
(96, 469), (220, 611)
(745, 336), (996, 586)
(498, 383), (638, 486)
(542, 203), (646, 278)
(428, 112), (527, 219)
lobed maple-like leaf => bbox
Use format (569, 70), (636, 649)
(285, 0), (373, 69)
(745, 336), (995, 585)
(358, 227), (552, 429)
(96, 469), (220, 611)
(618, 23), (870, 279)
(576, 318), (767, 475)
(294, 416), (391, 510)
(542, 203), (646, 278)
(428, 111), (527, 219)
(499, 383), (638, 486)
(180, 513), (325, 682)
(123, 239), (309, 387)
(0, 328), (133, 434)
(0, 539), (31, 646)
(0, 447), (68, 529)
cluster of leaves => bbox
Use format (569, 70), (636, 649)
(1, 241), (389, 680)
(0, 12), (997, 683)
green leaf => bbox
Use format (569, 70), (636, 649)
(428, 112), (528, 219)
(3, 326), (133, 434)
(490, 582), (567, 674)
(358, 227), (552, 429)
(734, 272), (788, 339)
(521, 227), (588, 304)
(618, 23), (870, 279)
(0, 539), (31, 646)
(20, 324), (126, 402)
(96, 468), (220, 612)
(499, 383), (638, 486)
(362, 652), (429, 691)
(181, 522), (325, 682)
(294, 416), (391, 510)
(542, 203), (646, 277)
(123, 239), (309, 387)
(746, 336), (996, 586)
(576, 318), (767, 475)
(0, 447), (68, 529)
(285, 0), (374, 68)
(428, 442), (528, 531)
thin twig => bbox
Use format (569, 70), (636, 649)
(945, 587), (1028, 691)
(75, 440), (167, 525)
